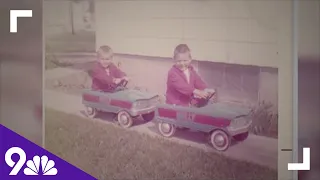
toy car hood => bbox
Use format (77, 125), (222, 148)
(199, 103), (252, 120)
(113, 89), (158, 101)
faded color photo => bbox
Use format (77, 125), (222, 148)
(44, 1), (284, 180)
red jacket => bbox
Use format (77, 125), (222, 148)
(166, 65), (207, 106)
(90, 62), (126, 92)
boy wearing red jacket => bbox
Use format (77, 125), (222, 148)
(91, 45), (129, 92)
(166, 44), (213, 106)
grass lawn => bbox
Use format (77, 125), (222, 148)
(45, 108), (277, 180)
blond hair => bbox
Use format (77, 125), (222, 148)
(97, 45), (113, 58)
(173, 44), (191, 60)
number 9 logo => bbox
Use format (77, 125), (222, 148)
(5, 147), (27, 175)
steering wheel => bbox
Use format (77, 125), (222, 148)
(114, 79), (128, 91)
(191, 90), (216, 108)
(119, 79), (128, 87)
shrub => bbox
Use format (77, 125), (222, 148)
(45, 53), (74, 70)
(249, 101), (278, 138)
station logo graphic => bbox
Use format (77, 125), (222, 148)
(0, 125), (96, 179)
(5, 147), (57, 176)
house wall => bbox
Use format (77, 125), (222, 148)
(96, 0), (280, 67)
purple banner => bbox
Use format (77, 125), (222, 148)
(0, 125), (96, 179)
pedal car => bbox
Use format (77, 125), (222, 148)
(154, 90), (252, 151)
(82, 80), (159, 128)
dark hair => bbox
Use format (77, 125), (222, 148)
(173, 44), (191, 60)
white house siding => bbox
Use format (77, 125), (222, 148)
(96, 0), (282, 68)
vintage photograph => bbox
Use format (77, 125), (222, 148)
(44, 0), (279, 179)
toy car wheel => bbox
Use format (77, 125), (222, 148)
(233, 132), (249, 142)
(141, 112), (155, 122)
(117, 111), (133, 128)
(85, 106), (97, 118)
(210, 129), (230, 151)
(158, 122), (176, 137)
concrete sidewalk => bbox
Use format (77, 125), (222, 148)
(45, 89), (278, 169)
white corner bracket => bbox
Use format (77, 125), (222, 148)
(288, 147), (310, 170)
(10, 10), (33, 33)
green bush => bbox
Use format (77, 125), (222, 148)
(250, 101), (278, 138)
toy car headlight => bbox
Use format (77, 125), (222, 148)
(230, 116), (248, 127)
(132, 97), (159, 109)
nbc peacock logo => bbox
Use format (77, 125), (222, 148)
(24, 155), (58, 175)
(5, 147), (58, 176)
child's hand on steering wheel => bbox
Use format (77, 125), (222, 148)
(113, 78), (123, 84)
(205, 88), (217, 103)
(204, 88), (215, 94)
(193, 89), (209, 99)
(122, 76), (130, 82)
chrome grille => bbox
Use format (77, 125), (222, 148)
(135, 100), (149, 109)
(231, 116), (251, 127)
(134, 96), (159, 109)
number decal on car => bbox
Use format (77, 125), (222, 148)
(186, 112), (194, 121)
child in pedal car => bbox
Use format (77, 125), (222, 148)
(165, 44), (215, 107)
(90, 45), (129, 92)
